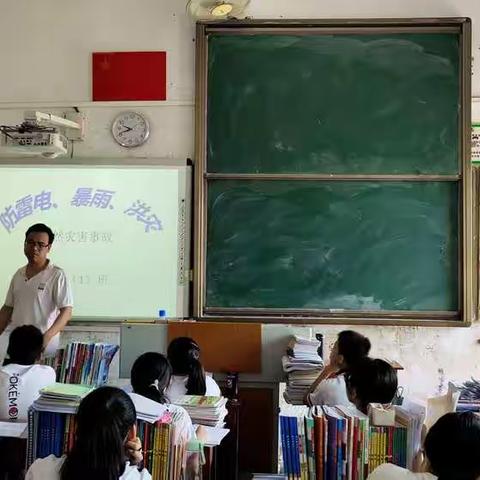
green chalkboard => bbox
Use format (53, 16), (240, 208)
(207, 34), (460, 175)
(206, 181), (459, 311)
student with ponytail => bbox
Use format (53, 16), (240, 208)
(25, 386), (150, 480)
(130, 352), (195, 442)
(368, 412), (480, 480)
(166, 337), (221, 402)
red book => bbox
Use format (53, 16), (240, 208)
(92, 51), (167, 101)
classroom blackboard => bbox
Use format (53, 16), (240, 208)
(195, 20), (472, 323)
(207, 34), (460, 175)
(206, 180), (458, 311)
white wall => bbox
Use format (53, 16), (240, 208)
(1, 0), (480, 398)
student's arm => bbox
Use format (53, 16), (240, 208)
(43, 306), (72, 348)
(303, 363), (338, 405)
(44, 270), (73, 348)
(0, 305), (13, 335)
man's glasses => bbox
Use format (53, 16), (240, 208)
(25, 240), (49, 249)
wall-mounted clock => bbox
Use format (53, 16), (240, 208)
(111, 111), (150, 147)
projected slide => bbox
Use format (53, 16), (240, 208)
(0, 165), (190, 319)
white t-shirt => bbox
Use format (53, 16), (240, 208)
(307, 374), (353, 407)
(1, 262), (73, 359)
(368, 464), (436, 480)
(0, 363), (56, 421)
(166, 374), (221, 403)
(25, 455), (152, 480)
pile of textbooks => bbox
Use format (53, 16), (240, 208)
(282, 336), (324, 405)
(45, 342), (119, 386)
(28, 384), (188, 479)
(278, 404), (423, 480)
(174, 395), (228, 427)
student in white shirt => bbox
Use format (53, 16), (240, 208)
(368, 411), (480, 480)
(344, 357), (398, 414)
(25, 386), (151, 480)
(305, 330), (371, 407)
(130, 352), (195, 442)
(0, 224), (73, 362)
(0, 325), (56, 421)
(130, 352), (204, 477)
(166, 337), (221, 403)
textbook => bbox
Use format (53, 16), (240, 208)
(174, 395), (228, 427)
(45, 342), (119, 386)
(27, 408), (187, 479)
(283, 336), (324, 405)
(32, 383), (95, 415)
(278, 404), (414, 480)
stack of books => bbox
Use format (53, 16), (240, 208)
(454, 378), (480, 412)
(27, 385), (188, 479)
(174, 395), (228, 427)
(282, 336), (324, 405)
(45, 342), (119, 386)
(278, 404), (421, 480)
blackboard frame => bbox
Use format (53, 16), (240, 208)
(194, 18), (476, 326)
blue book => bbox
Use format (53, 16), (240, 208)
(280, 416), (290, 478)
(289, 415), (301, 480)
(323, 407), (338, 480)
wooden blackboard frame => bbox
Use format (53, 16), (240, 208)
(194, 18), (476, 326)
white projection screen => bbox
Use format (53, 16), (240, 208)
(0, 163), (191, 320)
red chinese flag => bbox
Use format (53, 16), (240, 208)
(92, 51), (167, 101)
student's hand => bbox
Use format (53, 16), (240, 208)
(195, 425), (207, 442)
(125, 436), (143, 465)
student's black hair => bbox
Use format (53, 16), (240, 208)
(6, 325), (44, 365)
(424, 412), (480, 480)
(25, 223), (55, 244)
(337, 330), (371, 367)
(60, 386), (136, 480)
(131, 352), (172, 404)
(167, 337), (206, 396)
(344, 358), (398, 414)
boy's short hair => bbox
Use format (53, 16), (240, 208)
(337, 330), (371, 366)
(25, 223), (55, 245)
(7, 325), (44, 365)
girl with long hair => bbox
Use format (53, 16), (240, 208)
(25, 386), (151, 480)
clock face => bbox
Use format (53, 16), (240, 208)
(111, 112), (150, 148)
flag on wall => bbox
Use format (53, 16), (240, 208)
(92, 51), (167, 101)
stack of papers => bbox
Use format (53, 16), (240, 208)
(33, 383), (95, 414)
(282, 336), (324, 405)
(129, 392), (173, 424)
(174, 395), (228, 427)
(0, 421), (28, 438)
(195, 425), (230, 446)
(287, 335), (322, 360)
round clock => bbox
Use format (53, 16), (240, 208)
(111, 111), (150, 147)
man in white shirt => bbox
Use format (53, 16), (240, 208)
(0, 325), (56, 421)
(0, 223), (73, 363)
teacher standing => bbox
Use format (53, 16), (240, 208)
(0, 223), (73, 363)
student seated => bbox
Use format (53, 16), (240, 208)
(368, 411), (480, 480)
(0, 325), (56, 421)
(25, 386), (150, 480)
(130, 352), (195, 441)
(305, 330), (371, 407)
(166, 336), (221, 402)
(344, 357), (398, 414)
